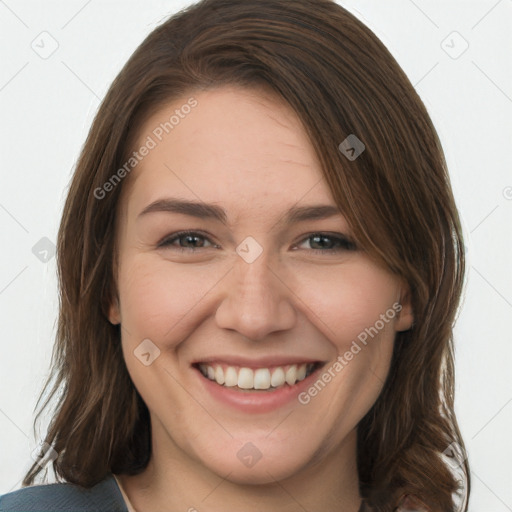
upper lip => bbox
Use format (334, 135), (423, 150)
(192, 355), (324, 369)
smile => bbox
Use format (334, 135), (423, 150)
(192, 355), (326, 412)
(196, 362), (320, 391)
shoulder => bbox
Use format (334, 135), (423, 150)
(0, 473), (127, 512)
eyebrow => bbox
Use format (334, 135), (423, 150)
(137, 197), (343, 226)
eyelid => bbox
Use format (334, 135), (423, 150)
(157, 230), (218, 249)
(293, 232), (357, 252)
(157, 230), (357, 253)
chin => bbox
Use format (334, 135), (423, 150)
(193, 436), (318, 485)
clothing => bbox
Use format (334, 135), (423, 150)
(0, 472), (423, 511)
(0, 474), (364, 511)
(113, 476), (137, 512)
(0, 473), (128, 511)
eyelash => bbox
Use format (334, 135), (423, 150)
(157, 230), (357, 254)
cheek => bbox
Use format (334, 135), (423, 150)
(117, 255), (225, 343)
(290, 260), (400, 348)
(118, 253), (400, 349)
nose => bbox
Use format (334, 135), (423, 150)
(214, 250), (297, 342)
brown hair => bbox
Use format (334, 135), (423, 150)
(22, 0), (470, 510)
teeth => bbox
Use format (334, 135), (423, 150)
(224, 366), (238, 387)
(238, 368), (254, 389)
(198, 362), (315, 390)
(285, 364), (297, 385)
(254, 368), (271, 390)
(270, 367), (285, 387)
(214, 365), (225, 385)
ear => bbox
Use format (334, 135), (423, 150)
(395, 283), (414, 332)
(108, 296), (121, 325)
(108, 250), (121, 325)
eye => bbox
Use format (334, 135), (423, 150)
(157, 231), (357, 254)
(157, 231), (218, 251)
(295, 233), (357, 254)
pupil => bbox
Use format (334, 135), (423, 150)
(311, 235), (332, 249)
(184, 235), (202, 247)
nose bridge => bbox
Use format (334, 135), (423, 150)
(236, 254), (276, 305)
(214, 247), (296, 340)
(233, 248), (283, 311)
(234, 233), (283, 291)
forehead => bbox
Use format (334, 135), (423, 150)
(119, 86), (336, 223)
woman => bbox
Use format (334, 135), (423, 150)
(0, 0), (470, 511)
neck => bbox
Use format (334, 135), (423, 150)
(118, 419), (363, 512)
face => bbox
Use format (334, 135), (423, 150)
(109, 86), (413, 485)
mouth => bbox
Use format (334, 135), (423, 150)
(192, 361), (324, 392)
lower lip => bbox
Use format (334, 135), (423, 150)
(194, 367), (320, 413)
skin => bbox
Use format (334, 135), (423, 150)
(109, 86), (414, 512)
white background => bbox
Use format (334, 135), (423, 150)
(0, 1), (511, 510)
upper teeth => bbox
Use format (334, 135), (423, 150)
(198, 363), (314, 390)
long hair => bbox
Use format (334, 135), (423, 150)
(22, 1), (470, 510)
